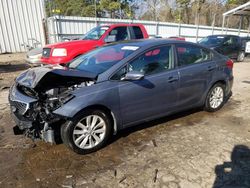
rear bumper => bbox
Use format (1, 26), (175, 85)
(225, 76), (234, 97)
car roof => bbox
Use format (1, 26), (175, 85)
(206, 34), (238, 37)
(241, 36), (250, 39)
(101, 23), (144, 27)
(106, 39), (200, 49)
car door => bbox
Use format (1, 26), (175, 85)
(221, 36), (239, 58)
(176, 43), (216, 107)
(105, 26), (130, 42)
(111, 45), (179, 127)
(231, 36), (241, 58)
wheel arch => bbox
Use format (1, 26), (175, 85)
(204, 80), (226, 112)
(208, 80), (227, 96)
(72, 104), (118, 135)
(211, 80), (226, 87)
(201, 79), (227, 105)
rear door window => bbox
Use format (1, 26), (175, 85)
(176, 44), (212, 67)
(131, 26), (144, 39)
(223, 36), (239, 46)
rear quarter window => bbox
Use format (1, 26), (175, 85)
(131, 26), (144, 39)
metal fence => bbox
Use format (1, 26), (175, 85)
(0, 0), (46, 53)
(47, 16), (250, 44)
(1, 4), (250, 54)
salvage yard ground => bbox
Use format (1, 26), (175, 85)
(0, 53), (250, 188)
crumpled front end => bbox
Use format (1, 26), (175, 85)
(9, 84), (64, 143)
(9, 66), (97, 143)
(9, 84), (38, 131)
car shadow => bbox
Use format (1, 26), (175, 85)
(213, 145), (250, 188)
(53, 107), (202, 146)
(0, 63), (30, 74)
(109, 107), (202, 145)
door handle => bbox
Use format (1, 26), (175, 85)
(168, 76), (179, 83)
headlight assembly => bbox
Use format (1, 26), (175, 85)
(52, 48), (67, 57)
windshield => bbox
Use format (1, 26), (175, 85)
(199, 36), (226, 46)
(68, 44), (140, 74)
(81, 26), (109, 40)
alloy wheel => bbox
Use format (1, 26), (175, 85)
(73, 115), (106, 149)
(209, 86), (224, 109)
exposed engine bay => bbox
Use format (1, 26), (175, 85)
(9, 66), (97, 143)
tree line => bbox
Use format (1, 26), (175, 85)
(46, 0), (135, 18)
(45, 0), (250, 29)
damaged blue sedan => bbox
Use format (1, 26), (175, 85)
(9, 39), (233, 154)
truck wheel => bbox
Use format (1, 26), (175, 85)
(61, 109), (112, 154)
(204, 83), (225, 112)
(237, 51), (245, 62)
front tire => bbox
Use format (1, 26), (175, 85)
(204, 83), (225, 112)
(61, 109), (112, 154)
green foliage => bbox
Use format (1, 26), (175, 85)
(45, 0), (134, 18)
(176, 0), (191, 7)
(228, 0), (249, 5)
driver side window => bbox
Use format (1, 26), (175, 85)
(106, 27), (129, 42)
(129, 46), (173, 75)
(111, 45), (173, 80)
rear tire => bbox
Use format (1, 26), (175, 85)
(61, 109), (112, 154)
(237, 51), (245, 62)
(204, 83), (225, 112)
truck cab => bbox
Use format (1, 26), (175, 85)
(41, 24), (149, 65)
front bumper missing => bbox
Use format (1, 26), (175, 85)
(11, 110), (56, 143)
(9, 84), (37, 129)
(13, 125), (24, 135)
(10, 111), (33, 130)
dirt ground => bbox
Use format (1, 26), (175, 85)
(0, 54), (250, 188)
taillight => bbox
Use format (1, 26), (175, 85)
(226, 59), (234, 69)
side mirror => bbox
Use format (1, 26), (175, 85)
(62, 37), (71, 42)
(124, 71), (144, 81)
(105, 35), (116, 43)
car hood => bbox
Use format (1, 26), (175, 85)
(16, 66), (97, 91)
(44, 40), (99, 49)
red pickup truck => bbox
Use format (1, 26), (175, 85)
(41, 23), (149, 65)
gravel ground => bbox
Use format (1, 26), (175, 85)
(0, 54), (250, 188)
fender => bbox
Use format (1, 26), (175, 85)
(52, 81), (122, 130)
